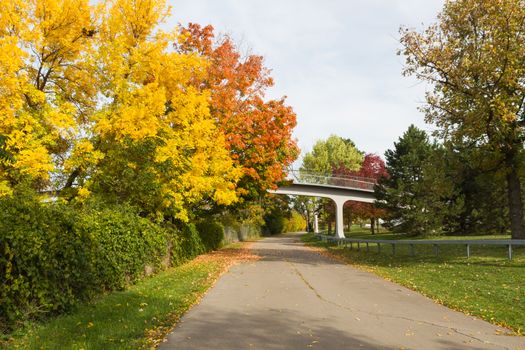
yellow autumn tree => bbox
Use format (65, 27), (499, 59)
(1, 0), (240, 221)
(0, 0), (98, 195)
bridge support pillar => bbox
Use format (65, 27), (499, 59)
(314, 214), (319, 234)
(334, 198), (346, 239)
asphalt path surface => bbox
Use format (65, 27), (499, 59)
(158, 234), (524, 350)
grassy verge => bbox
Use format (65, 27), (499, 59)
(302, 233), (525, 334)
(2, 242), (258, 350)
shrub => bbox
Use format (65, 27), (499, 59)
(74, 207), (169, 291)
(0, 198), (88, 329)
(218, 210), (263, 243)
(283, 211), (306, 233)
(196, 220), (224, 251)
(0, 199), (170, 331)
(0, 193), (235, 333)
(171, 223), (205, 263)
(262, 211), (285, 235)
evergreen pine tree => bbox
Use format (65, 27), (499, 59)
(376, 125), (450, 236)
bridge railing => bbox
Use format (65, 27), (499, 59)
(287, 169), (376, 191)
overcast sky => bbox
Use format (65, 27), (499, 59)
(168, 0), (445, 163)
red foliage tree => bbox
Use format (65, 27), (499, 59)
(176, 24), (299, 199)
(337, 154), (388, 234)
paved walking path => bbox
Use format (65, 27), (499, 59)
(159, 234), (524, 349)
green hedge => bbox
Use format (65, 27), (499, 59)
(0, 199), (92, 329)
(196, 220), (224, 250)
(262, 211), (285, 235)
(75, 208), (169, 291)
(169, 223), (205, 265)
(0, 199), (183, 331)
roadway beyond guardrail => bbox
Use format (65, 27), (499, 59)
(314, 234), (525, 260)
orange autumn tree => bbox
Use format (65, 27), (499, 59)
(176, 24), (299, 199)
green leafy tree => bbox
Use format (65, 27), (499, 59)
(400, 0), (525, 238)
(302, 135), (363, 175)
(262, 194), (292, 235)
(290, 195), (319, 232)
(300, 135), (363, 232)
(442, 143), (508, 235)
(376, 125), (454, 235)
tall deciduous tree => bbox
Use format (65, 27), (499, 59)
(0, 0), (98, 195)
(176, 24), (299, 199)
(400, 0), (525, 239)
(84, 0), (241, 221)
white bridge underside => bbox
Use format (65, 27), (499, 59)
(268, 183), (376, 239)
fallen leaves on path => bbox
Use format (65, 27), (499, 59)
(144, 241), (259, 349)
(193, 241), (260, 270)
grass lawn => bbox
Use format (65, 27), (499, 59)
(344, 229), (511, 241)
(302, 233), (525, 334)
(323, 224), (512, 240)
(2, 242), (257, 350)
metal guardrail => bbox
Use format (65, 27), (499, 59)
(314, 234), (525, 260)
(288, 169), (376, 191)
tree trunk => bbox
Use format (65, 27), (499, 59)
(506, 160), (525, 239)
(63, 167), (81, 189)
(328, 221), (332, 234)
(370, 217), (375, 235)
(306, 209), (311, 232)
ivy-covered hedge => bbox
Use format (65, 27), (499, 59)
(262, 210), (285, 235)
(169, 223), (205, 266)
(196, 220), (224, 251)
(0, 198), (210, 331)
(0, 199), (92, 329)
(74, 208), (169, 291)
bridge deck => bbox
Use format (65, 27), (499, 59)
(270, 170), (378, 238)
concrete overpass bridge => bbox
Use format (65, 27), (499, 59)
(268, 170), (376, 239)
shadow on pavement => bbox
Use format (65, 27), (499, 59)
(249, 236), (340, 266)
(159, 307), (493, 350)
(159, 308), (379, 349)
